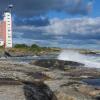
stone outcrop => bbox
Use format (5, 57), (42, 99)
(0, 60), (99, 100)
(30, 59), (84, 70)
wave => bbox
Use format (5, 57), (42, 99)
(58, 50), (100, 68)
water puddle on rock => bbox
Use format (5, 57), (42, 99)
(82, 78), (100, 87)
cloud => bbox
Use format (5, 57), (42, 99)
(0, 0), (99, 49)
(0, 0), (94, 17)
(14, 17), (100, 38)
(14, 16), (50, 26)
(45, 17), (100, 36)
(13, 37), (100, 50)
(13, 17), (100, 49)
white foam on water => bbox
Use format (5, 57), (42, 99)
(58, 50), (100, 68)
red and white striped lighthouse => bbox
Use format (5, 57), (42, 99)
(0, 5), (13, 48)
(3, 11), (12, 48)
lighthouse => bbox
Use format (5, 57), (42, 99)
(3, 11), (12, 48)
(0, 5), (13, 48)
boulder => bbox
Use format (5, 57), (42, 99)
(30, 59), (84, 70)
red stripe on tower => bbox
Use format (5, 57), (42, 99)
(3, 21), (6, 48)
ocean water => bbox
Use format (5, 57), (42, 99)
(0, 50), (100, 68)
(0, 54), (57, 63)
(58, 50), (100, 68)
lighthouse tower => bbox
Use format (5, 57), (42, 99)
(3, 11), (12, 48)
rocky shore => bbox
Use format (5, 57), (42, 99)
(0, 59), (99, 100)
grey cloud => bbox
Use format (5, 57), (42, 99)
(13, 37), (100, 50)
(0, 0), (94, 17)
(14, 17), (100, 39)
(14, 16), (50, 26)
(13, 17), (100, 49)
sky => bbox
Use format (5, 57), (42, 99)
(0, 0), (100, 50)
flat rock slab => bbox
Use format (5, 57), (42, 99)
(0, 85), (26, 100)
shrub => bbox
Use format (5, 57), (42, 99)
(14, 44), (28, 48)
(31, 44), (40, 49)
